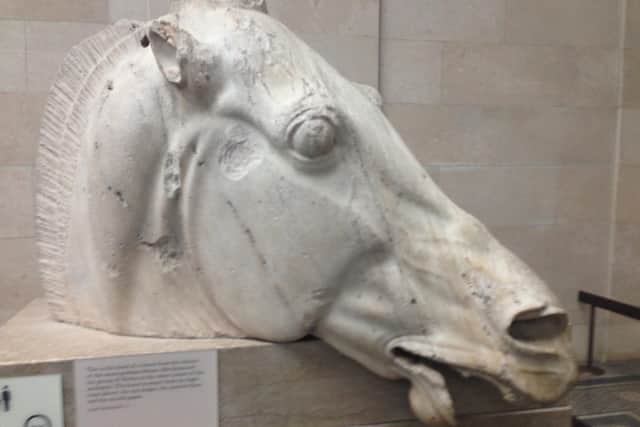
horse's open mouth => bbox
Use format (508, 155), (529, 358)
(388, 339), (521, 427)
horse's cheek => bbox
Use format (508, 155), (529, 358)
(190, 151), (385, 339)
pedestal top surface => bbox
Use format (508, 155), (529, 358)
(0, 299), (268, 367)
(0, 300), (571, 425)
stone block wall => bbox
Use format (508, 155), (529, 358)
(609, 0), (640, 359)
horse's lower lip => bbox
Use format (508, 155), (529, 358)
(388, 336), (576, 416)
(390, 345), (457, 426)
(387, 339), (530, 425)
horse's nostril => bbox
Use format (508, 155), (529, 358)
(508, 307), (569, 341)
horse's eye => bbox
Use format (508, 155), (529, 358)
(289, 118), (337, 159)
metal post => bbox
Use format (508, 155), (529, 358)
(587, 305), (596, 369)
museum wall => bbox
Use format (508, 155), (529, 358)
(609, 0), (640, 359)
(380, 0), (625, 361)
(0, 0), (635, 361)
(0, 0), (110, 324)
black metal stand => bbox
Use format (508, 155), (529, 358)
(578, 291), (640, 375)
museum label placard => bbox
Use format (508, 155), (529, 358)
(74, 350), (218, 427)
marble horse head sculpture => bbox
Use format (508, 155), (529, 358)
(35, 0), (577, 424)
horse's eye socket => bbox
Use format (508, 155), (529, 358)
(290, 118), (337, 159)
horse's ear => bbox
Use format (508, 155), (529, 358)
(148, 20), (197, 85)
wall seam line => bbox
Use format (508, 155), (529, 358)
(376, 0), (382, 93)
(602, 0), (628, 363)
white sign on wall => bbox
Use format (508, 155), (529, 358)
(0, 374), (64, 427)
(74, 350), (218, 427)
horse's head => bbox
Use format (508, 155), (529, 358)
(142, 2), (576, 424)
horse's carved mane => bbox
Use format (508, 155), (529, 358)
(36, 21), (145, 319)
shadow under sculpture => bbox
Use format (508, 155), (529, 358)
(34, 0), (577, 425)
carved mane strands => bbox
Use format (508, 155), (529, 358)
(35, 22), (145, 319)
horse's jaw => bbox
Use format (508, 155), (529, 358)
(313, 255), (458, 426)
(314, 229), (577, 426)
(386, 334), (577, 426)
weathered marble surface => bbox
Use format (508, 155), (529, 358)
(34, 0), (576, 424)
(0, 300), (571, 427)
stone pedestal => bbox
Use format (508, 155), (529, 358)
(0, 300), (571, 427)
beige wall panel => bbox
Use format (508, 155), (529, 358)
(506, 0), (621, 47)
(303, 34), (379, 88)
(109, 0), (149, 22)
(571, 322), (608, 363)
(0, 51), (26, 92)
(0, 93), (46, 165)
(272, 0), (380, 87)
(624, 48), (640, 108)
(616, 165), (640, 224)
(0, 167), (34, 239)
(442, 44), (619, 107)
(0, 238), (41, 324)
(381, 40), (441, 104)
(385, 104), (616, 166)
(268, 0), (379, 37)
(25, 21), (105, 51)
(621, 109), (640, 165)
(25, 21), (106, 93)
(21, 0), (108, 23)
(381, 0), (505, 43)
(26, 51), (66, 93)
(0, 0), (25, 19)
(493, 223), (610, 315)
(606, 318), (640, 360)
(149, 0), (171, 18)
(433, 166), (558, 227)
(0, 20), (26, 51)
(556, 166), (612, 224)
(611, 224), (640, 306)
(627, 0), (640, 48)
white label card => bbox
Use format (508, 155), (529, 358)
(0, 374), (64, 427)
(74, 350), (218, 427)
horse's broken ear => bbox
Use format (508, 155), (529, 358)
(148, 20), (198, 85)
